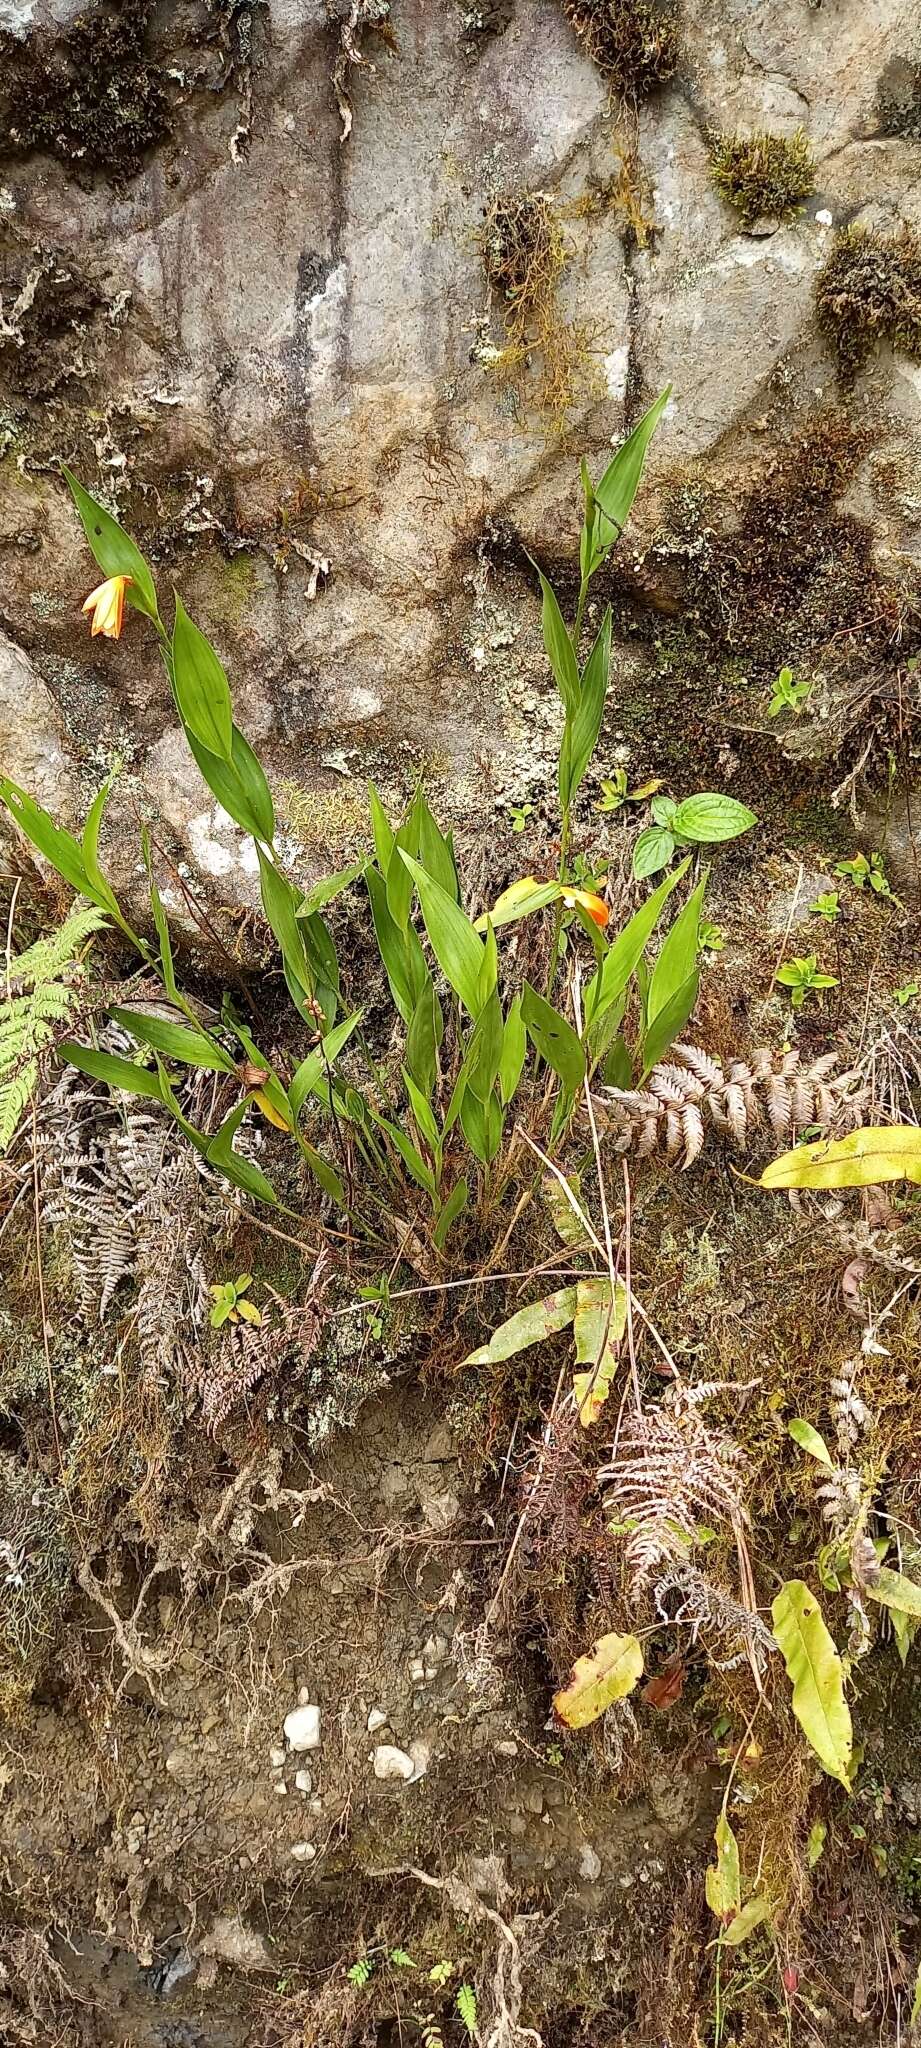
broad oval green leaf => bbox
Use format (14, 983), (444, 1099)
(632, 825), (675, 879)
(761, 1125), (921, 1192)
(172, 597), (234, 764)
(671, 793), (757, 844)
(553, 1631), (643, 1728)
(63, 467), (159, 621)
(771, 1579), (852, 1788)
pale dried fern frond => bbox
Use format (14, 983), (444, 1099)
(598, 1381), (748, 1590)
(601, 1042), (867, 1167)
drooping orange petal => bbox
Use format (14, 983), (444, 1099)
(563, 887), (609, 930)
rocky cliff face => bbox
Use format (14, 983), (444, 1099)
(0, 0), (919, 902)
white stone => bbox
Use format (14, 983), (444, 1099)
(367, 1708), (389, 1734)
(284, 1704), (320, 1752)
(373, 1745), (416, 1782)
(291, 1841), (316, 1862)
(294, 1768), (313, 1795)
(269, 1745), (286, 1769)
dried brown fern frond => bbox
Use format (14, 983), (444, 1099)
(652, 1564), (775, 1673)
(599, 1382), (749, 1589)
(189, 1260), (332, 1436)
(601, 1042), (867, 1168)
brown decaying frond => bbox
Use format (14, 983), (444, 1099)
(601, 1042), (867, 1168)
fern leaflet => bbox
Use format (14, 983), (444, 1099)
(0, 906), (106, 1153)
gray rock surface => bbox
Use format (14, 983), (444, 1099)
(0, 0), (919, 897)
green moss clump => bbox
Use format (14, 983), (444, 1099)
(0, 6), (170, 185)
(560, 0), (679, 97)
(816, 224), (921, 382)
(710, 130), (815, 230)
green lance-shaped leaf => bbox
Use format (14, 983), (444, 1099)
(521, 982), (585, 1094)
(184, 721), (275, 844)
(760, 1124), (921, 1192)
(62, 467), (160, 622)
(205, 1100), (280, 1207)
(866, 1567), (921, 1618)
(399, 851), (486, 1017)
(289, 1010), (364, 1121)
(771, 1579), (852, 1788)
(497, 993), (527, 1106)
(788, 1419), (835, 1469)
(553, 1631), (643, 1728)
(535, 565), (579, 716)
(0, 778), (141, 951)
(171, 597), (234, 764)
(462, 1286), (579, 1367)
(433, 1176), (469, 1250)
(110, 1007), (235, 1073)
(561, 605), (612, 811)
(589, 385), (671, 563)
(458, 1083), (504, 1165)
(57, 1039), (169, 1103)
(584, 858), (689, 1037)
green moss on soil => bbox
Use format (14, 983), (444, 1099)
(710, 129), (815, 229)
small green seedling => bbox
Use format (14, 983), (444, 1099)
(209, 1274), (261, 1328)
(895, 980), (920, 1007)
(359, 1271), (391, 1339)
(633, 790), (756, 879)
(835, 851), (893, 898)
(809, 890), (840, 922)
(768, 665), (812, 717)
(596, 768), (662, 812)
(775, 955), (839, 1008)
(699, 919), (725, 952)
(507, 801), (533, 834)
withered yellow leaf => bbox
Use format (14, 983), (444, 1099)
(572, 1277), (627, 1427)
(760, 1124), (921, 1192)
(553, 1630), (643, 1728)
(251, 1087), (293, 1132)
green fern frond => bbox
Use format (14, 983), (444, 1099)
(0, 905), (107, 1154)
(457, 1984), (477, 2038)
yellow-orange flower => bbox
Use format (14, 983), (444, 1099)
(562, 887), (609, 929)
(82, 574), (132, 639)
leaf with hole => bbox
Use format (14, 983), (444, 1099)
(462, 1286), (579, 1367)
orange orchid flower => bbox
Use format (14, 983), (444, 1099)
(82, 574), (132, 639)
(562, 886), (609, 930)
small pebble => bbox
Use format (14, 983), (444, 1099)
(373, 1744), (416, 1781)
(580, 1843), (602, 1882)
(295, 1768), (313, 1795)
(284, 1704), (320, 1752)
(291, 1841), (316, 1862)
(269, 1745), (286, 1769)
(367, 1708), (389, 1735)
(495, 1740), (519, 1758)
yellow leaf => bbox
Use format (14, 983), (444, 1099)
(252, 1086), (293, 1132)
(771, 1580), (852, 1788)
(572, 1277), (628, 1426)
(760, 1124), (921, 1192)
(705, 1812), (741, 1921)
(235, 1298), (262, 1326)
(553, 1631), (643, 1728)
(721, 1894), (772, 1946)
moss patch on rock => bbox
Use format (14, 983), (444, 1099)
(560, 0), (679, 96)
(816, 224), (921, 382)
(0, 4), (171, 186)
(710, 129), (815, 230)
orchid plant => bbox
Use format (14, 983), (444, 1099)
(0, 391), (734, 1247)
